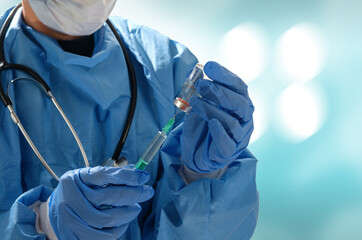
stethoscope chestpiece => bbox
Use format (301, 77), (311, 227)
(102, 156), (128, 168)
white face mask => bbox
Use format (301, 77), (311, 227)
(28, 0), (117, 36)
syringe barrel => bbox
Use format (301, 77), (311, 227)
(138, 131), (167, 166)
(174, 63), (205, 113)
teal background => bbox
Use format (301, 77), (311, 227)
(1, 1), (361, 239)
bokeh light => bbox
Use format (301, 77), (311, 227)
(276, 23), (327, 82)
(219, 22), (269, 83)
(275, 83), (327, 142)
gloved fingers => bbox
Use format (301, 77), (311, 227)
(79, 165), (150, 187)
(83, 185), (154, 208)
(203, 61), (249, 96)
(237, 119), (254, 150)
(192, 134), (214, 172)
(189, 97), (244, 142)
(192, 119), (253, 172)
(64, 212), (129, 238)
(182, 111), (209, 139)
(77, 204), (142, 229)
(195, 79), (254, 121)
(208, 118), (237, 160)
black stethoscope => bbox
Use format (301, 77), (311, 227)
(0, 4), (137, 181)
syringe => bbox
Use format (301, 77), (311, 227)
(135, 117), (176, 170)
(135, 63), (206, 170)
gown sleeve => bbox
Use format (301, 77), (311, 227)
(0, 185), (52, 240)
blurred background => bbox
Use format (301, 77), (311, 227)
(1, 0), (361, 239)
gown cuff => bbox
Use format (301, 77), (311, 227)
(30, 197), (58, 240)
(178, 163), (228, 184)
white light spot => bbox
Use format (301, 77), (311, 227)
(249, 88), (269, 143)
(219, 22), (269, 83)
(276, 23), (327, 82)
(275, 83), (327, 142)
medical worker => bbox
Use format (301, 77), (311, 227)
(0, 0), (258, 239)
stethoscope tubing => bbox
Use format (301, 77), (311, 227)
(105, 19), (137, 162)
(0, 62), (51, 105)
(6, 104), (61, 181)
(0, 3), (137, 180)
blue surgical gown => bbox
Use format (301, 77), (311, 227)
(0, 6), (259, 240)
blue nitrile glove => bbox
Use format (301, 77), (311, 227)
(49, 165), (154, 240)
(181, 61), (254, 173)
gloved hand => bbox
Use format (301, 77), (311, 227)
(48, 165), (154, 240)
(181, 61), (254, 173)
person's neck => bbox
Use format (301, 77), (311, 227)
(21, 0), (83, 41)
